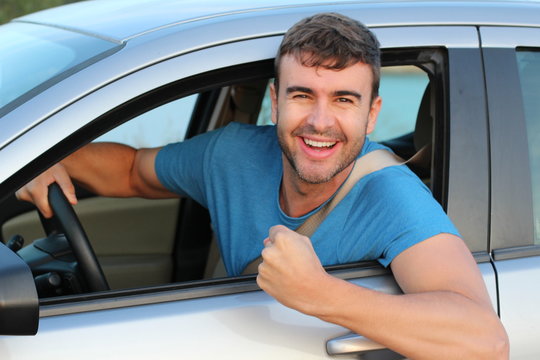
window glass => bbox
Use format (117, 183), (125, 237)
(94, 94), (197, 147)
(369, 65), (429, 142)
(257, 83), (273, 126)
(517, 50), (540, 243)
(256, 66), (430, 143)
(0, 22), (119, 114)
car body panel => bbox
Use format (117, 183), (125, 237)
(17, 0), (540, 42)
(495, 257), (540, 359)
(0, 263), (497, 359)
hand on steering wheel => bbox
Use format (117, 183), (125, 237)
(40, 183), (109, 292)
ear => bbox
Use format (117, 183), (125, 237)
(366, 95), (382, 134)
(270, 82), (278, 125)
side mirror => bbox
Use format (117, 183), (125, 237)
(0, 242), (39, 335)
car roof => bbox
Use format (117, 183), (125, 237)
(14, 0), (540, 42)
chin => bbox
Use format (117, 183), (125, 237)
(295, 165), (341, 185)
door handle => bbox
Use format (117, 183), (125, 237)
(326, 333), (405, 359)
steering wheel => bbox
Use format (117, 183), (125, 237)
(41, 183), (109, 292)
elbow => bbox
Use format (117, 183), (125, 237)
(491, 329), (510, 360)
(476, 321), (509, 360)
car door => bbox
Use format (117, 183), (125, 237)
(481, 26), (540, 360)
(0, 21), (497, 360)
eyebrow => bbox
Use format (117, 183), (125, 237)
(286, 86), (362, 100)
(333, 90), (362, 100)
(286, 86), (313, 95)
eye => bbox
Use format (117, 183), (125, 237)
(337, 97), (353, 103)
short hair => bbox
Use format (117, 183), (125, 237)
(275, 13), (381, 101)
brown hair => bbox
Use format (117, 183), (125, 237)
(275, 13), (381, 101)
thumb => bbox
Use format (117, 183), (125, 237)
(52, 166), (78, 205)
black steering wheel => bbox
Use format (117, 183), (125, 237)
(41, 183), (109, 292)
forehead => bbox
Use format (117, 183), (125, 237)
(278, 54), (373, 91)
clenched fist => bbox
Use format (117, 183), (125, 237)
(256, 225), (335, 316)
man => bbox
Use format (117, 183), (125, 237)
(17, 13), (508, 359)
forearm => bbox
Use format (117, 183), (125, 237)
(310, 275), (508, 360)
(257, 228), (509, 359)
(17, 141), (175, 217)
(62, 142), (139, 197)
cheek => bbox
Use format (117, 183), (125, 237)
(339, 110), (370, 138)
(276, 103), (306, 128)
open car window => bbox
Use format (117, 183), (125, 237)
(1, 47), (448, 300)
(93, 94), (197, 148)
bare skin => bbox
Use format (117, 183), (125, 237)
(15, 143), (176, 218)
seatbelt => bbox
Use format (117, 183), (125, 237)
(241, 148), (406, 275)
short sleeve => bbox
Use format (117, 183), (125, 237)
(359, 166), (460, 267)
(155, 128), (222, 206)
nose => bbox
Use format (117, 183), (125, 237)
(306, 99), (336, 133)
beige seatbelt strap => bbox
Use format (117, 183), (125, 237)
(241, 149), (406, 275)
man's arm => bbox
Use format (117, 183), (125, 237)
(16, 142), (178, 218)
(256, 226), (509, 360)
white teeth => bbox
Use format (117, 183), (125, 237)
(303, 138), (336, 148)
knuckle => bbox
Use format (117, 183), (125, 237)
(256, 274), (265, 289)
(261, 246), (272, 259)
(15, 189), (25, 201)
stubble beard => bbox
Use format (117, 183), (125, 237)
(276, 118), (366, 185)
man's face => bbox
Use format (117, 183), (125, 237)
(271, 54), (381, 184)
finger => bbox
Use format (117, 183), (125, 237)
(16, 183), (50, 217)
(255, 272), (266, 290)
(52, 165), (77, 205)
(268, 224), (292, 242)
(15, 187), (29, 202)
(33, 193), (54, 218)
(263, 237), (273, 247)
(55, 177), (77, 205)
(269, 224), (288, 235)
(27, 181), (54, 218)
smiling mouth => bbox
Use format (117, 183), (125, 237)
(303, 137), (337, 149)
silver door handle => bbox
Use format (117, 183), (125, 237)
(326, 333), (405, 359)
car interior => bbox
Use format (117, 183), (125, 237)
(0, 49), (447, 297)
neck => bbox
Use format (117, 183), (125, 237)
(280, 158), (354, 218)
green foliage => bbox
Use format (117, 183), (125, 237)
(0, 0), (82, 24)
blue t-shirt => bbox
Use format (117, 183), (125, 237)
(156, 122), (460, 276)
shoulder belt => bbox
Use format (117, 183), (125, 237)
(242, 148), (407, 275)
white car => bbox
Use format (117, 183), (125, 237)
(0, 0), (539, 358)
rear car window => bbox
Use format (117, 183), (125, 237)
(516, 49), (540, 243)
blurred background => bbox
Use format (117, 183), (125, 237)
(1, 0), (82, 24)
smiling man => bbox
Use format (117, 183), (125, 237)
(256, 14), (508, 359)
(17, 13), (508, 359)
